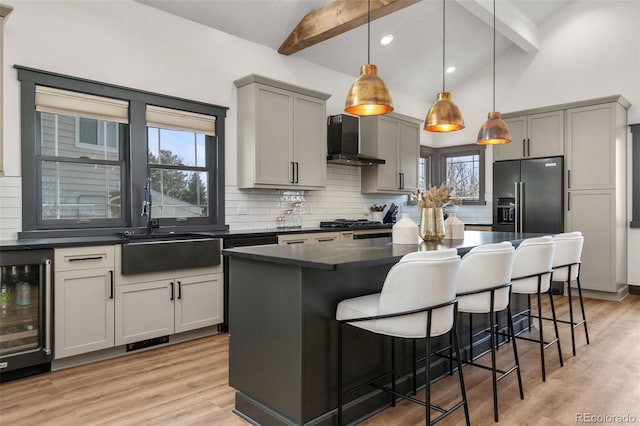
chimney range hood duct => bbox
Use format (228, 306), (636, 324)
(326, 114), (385, 166)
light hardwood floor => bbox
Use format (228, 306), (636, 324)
(1, 294), (639, 425)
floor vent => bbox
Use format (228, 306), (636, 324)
(126, 336), (169, 352)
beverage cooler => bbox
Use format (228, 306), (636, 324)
(0, 249), (53, 382)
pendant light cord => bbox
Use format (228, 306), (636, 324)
(442, 0), (446, 92)
(367, 0), (371, 64)
(492, 0), (496, 112)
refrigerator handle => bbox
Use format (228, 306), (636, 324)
(519, 182), (524, 232)
(514, 181), (519, 233)
(43, 259), (52, 356)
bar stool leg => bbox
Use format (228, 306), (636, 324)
(412, 339), (417, 395)
(576, 276), (590, 345)
(391, 337), (396, 407)
(537, 291), (547, 382)
(338, 322), (344, 426)
(452, 325), (471, 426)
(425, 334), (432, 424)
(507, 304), (525, 400)
(489, 312), (499, 422)
(566, 278), (577, 356)
(548, 290), (564, 368)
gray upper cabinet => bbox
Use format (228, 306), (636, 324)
(235, 74), (330, 190)
(360, 112), (421, 194)
(494, 111), (564, 161)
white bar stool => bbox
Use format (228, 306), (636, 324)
(551, 231), (589, 355)
(455, 241), (524, 422)
(510, 236), (563, 382)
(335, 249), (470, 425)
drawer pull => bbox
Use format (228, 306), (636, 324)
(68, 256), (103, 262)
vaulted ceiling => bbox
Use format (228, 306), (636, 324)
(137, 0), (573, 102)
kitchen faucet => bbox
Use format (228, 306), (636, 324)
(141, 176), (153, 235)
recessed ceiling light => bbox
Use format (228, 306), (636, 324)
(446, 66), (456, 74)
(380, 34), (394, 46)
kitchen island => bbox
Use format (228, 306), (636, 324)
(223, 231), (541, 425)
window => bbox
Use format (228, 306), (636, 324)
(146, 105), (215, 224)
(419, 146), (436, 191)
(419, 144), (486, 205)
(36, 87), (127, 227)
(18, 67), (227, 236)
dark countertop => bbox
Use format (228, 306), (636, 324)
(0, 225), (393, 251)
(222, 231), (544, 271)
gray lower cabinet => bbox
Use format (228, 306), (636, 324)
(234, 74), (330, 190)
(54, 246), (115, 359)
(54, 244), (224, 358)
(115, 271), (223, 345)
(495, 111), (564, 161)
(360, 112), (421, 194)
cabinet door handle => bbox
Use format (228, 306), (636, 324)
(291, 162), (295, 183)
(568, 170), (571, 188)
(286, 240), (305, 244)
(567, 192), (571, 211)
(527, 138), (531, 156)
(177, 281), (182, 299)
(109, 270), (114, 299)
(295, 162), (299, 183)
(316, 238), (335, 242)
(522, 139), (526, 157)
(170, 282), (174, 301)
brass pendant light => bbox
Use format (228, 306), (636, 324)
(425, 0), (464, 132)
(344, 0), (394, 116)
(477, 0), (511, 145)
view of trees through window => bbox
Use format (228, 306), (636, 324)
(444, 154), (480, 201)
(148, 128), (209, 219)
(420, 145), (485, 205)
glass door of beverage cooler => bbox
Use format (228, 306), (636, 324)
(0, 249), (53, 381)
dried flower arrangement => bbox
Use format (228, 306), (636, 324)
(370, 204), (386, 212)
(411, 183), (461, 209)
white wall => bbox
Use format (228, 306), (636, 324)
(1, 0), (638, 284)
(427, 0), (640, 285)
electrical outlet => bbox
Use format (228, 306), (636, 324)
(237, 203), (248, 215)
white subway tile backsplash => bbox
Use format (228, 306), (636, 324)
(0, 176), (22, 240)
(1, 165), (492, 237)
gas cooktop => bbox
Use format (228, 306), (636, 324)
(319, 219), (390, 229)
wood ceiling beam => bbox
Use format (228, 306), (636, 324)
(278, 0), (421, 56)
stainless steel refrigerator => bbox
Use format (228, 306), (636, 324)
(492, 156), (564, 233)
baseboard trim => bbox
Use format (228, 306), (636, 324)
(581, 285), (629, 301)
(52, 326), (219, 371)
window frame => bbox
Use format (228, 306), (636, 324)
(419, 144), (486, 206)
(17, 66), (228, 237)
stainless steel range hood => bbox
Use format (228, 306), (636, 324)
(326, 114), (385, 167)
